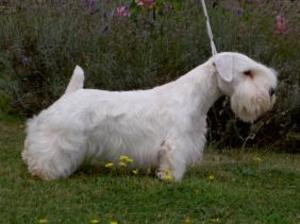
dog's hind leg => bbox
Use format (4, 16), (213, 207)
(23, 130), (87, 180)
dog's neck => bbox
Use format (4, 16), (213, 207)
(163, 60), (222, 115)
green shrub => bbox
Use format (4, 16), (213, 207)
(0, 0), (299, 150)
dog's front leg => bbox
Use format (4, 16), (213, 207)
(156, 140), (186, 182)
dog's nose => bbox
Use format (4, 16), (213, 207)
(269, 88), (275, 96)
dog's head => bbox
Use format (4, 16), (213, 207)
(212, 52), (277, 122)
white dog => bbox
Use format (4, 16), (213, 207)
(22, 52), (277, 181)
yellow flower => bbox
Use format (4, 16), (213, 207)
(163, 169), (173, 182)
(110, 221), (118, 224)
(119, 161), (127, 167)
(210, 218), (220, 223)
(19, 124), (24, 129)
(208, 174), (215, 181)
(253, 156), (263, 163)
(164, 174), (173, 182)
(125, 158), (134, 163)
(90, 219), (100, 224)
(132, 169), (139, 175)
(105, 162), (114, 168)
(38, 219), (48, 224)
(183, 217), (192, 223)
(119, 155), (129, 161)
(119, 155), (134, 163)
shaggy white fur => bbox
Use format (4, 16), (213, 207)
(22, 52), (277, 181)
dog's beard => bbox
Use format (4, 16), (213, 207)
(230, 82), (275, 123)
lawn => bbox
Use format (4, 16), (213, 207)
(0, 114), (299, 224)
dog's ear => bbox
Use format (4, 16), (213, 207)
(213, 54), (233, 82)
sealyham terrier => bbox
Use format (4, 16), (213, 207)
(22, 52), (277, 181)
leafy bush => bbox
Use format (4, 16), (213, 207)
(0, 0), (299, 150)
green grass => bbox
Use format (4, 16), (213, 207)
(0, 116), (299, 224)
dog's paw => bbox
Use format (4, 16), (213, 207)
(156, 168), (174, 182)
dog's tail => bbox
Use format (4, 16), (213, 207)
(65, 65), (85, 94)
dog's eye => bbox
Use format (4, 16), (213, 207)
(243, 70), (253, 78)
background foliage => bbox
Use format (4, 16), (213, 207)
(0, 0), (299, 150)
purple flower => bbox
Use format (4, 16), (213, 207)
(135, 0), (155, 8)
(236, 8), (244, 16)
(81, 0), (97, 13)
(163, 2), (173, 13)
(20, 55), (29, 65)
(275, 15), (288, 34)
(116, 6), (130, 17)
